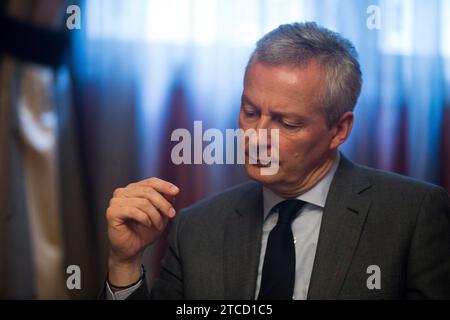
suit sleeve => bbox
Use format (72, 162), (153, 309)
(406, 186), (450, 299)
(128, 210), (186, 300)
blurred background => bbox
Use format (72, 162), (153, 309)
(0, 0), (449, 299)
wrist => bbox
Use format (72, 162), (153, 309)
(108, 251), (141, 268)
(107, 265), (145, 292)
(108, 252), (142, 289)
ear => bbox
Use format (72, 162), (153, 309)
(329, 111), (354, 149)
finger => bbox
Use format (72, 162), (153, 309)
(118, 186), (175, 204)
(144, 188), (177, 218)
(116, 186), (177, 218)
(163, 194), (176, 205)
(108, 206), (152, 229)
(111, 197), (164, 231)
(115, 178), (179, 203)
(139, 177), (180, 196)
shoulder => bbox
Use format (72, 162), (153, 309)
(344, 160), (449, 217)
(356, 162), (447, 198)
(335, 154), (449, 215)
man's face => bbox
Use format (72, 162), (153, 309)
(238, 59), (338, 193)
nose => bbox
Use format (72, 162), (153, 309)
(249, 116), (272, 148)
(254, 115), (270, 131)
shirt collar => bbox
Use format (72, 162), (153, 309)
(262, 152), (341, 219)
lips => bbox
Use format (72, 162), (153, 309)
(245, 153), (276, 167)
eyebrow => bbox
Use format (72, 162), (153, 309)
(241, 94), (308, 122)
(241, 94), (259, 109)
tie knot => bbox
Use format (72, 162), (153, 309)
(273, 199), (306, 225)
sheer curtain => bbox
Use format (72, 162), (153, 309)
(1, 0), (97, 299)
(74, 0), (450, 285)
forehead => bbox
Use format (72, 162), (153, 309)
(243, 59), (325, 113)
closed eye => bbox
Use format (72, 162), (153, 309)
(277, 118), (302, 129)
(241, 104), (259, 117)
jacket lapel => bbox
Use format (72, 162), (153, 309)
(307, 155), (372, 299)
(223, 182), (263, 299)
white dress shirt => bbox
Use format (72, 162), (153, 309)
(255, 153), (340, 300)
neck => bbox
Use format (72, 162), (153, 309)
(270, 151), (338, 199)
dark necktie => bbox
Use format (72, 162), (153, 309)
(257, 199), (306, 300)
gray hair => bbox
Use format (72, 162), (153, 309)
(247, 22), (362, 127)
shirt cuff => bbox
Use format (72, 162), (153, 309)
(105, 279), (142, 300)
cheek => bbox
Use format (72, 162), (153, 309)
(278, 130), (326, 161)
(278, 135), (306, 158)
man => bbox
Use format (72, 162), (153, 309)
(104, 22), (450, 300)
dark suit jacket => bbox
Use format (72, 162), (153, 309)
(126, 154), (450, 299)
